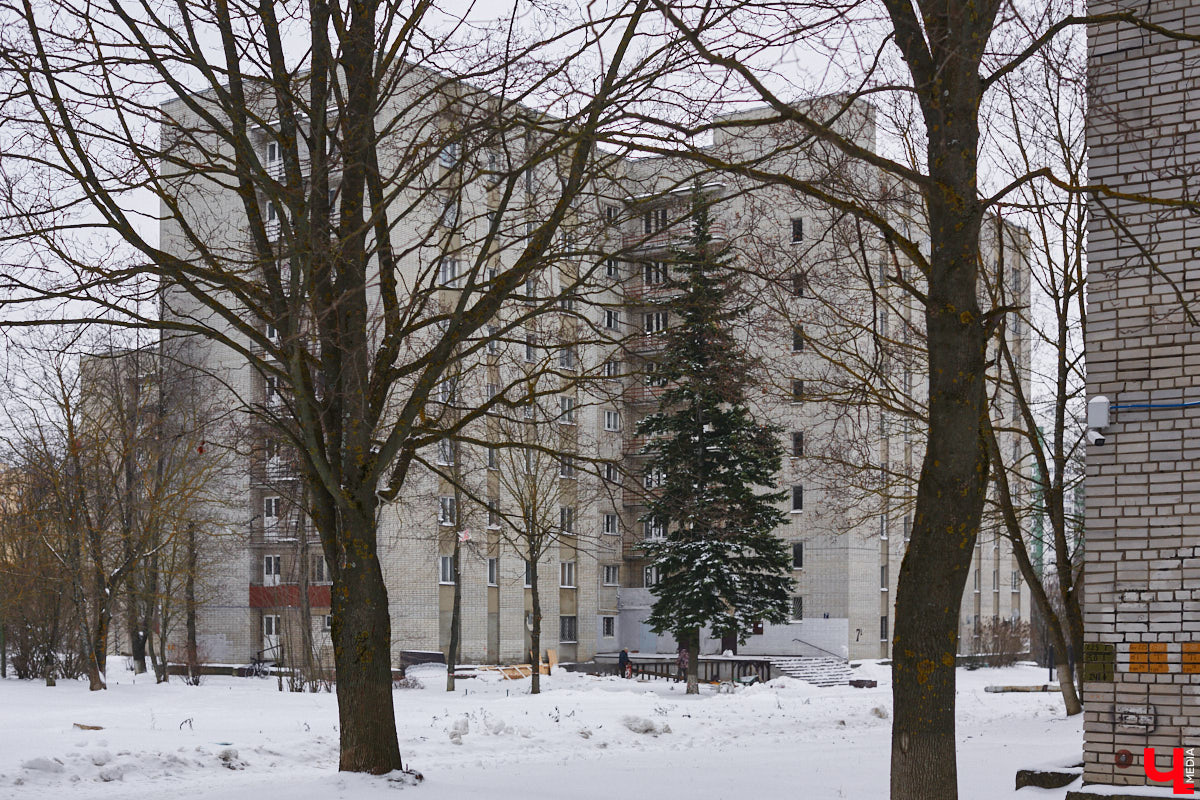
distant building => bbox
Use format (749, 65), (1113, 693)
(159, 77), (1030, 670)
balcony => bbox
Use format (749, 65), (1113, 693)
(623, 221), (727, 253)
(624, 282), (678, 304)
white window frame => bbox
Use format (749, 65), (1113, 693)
(559, 506), (575, 535)
(602, 565), (619, 586)
(644, 565), (660, 587)
(436, 438), (455, 466)
(488, 557), (499, 587)
(602, 360), (621, 378)
(604, 410), (621, 431)
(524, 560), (532, 588)
(559, 615), (578, 643)
(263, 554), (281, 587)
(604, 309), (620, 330)
(603, 513), (619, 536)
(559, 456), (576, 479)
(559, 396), (576, 424)
(643, 311), (667, 334)
(791, 485), (804, 512)
(438, 496), (457, 526)
(439, 257), (459, 286)
(560, 560), (576, 588)
(439, 555), (455, 585)
(790, 596), (804, 622)
(601, 616), (616, 638)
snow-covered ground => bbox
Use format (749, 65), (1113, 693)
(0, 661), (1082, 799)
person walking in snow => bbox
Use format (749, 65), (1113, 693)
(676, 646), (689, 682)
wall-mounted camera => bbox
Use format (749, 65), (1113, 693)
(1087, 428), (1105, 447)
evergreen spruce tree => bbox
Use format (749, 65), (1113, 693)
(639, 189), (793, 695)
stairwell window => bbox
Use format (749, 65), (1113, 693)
(559, 396), (576, 424)
(488, 558), (499, 586)
(790, 596), (804, 622)
(603, 565), (620, 585)
(438, 555), (455, 585)
(263, 554), (281, 587)
(791, 380), (805, 403)
(559, 506), (576, 535)
(880, 615), (889, 641)
(605, 309), (620, 330)
(791, 431), (804, 458)
(438, 496), (456, 526)
(439, 257), (458, 286)
(792, 326), (805, 353)
(487, 500), (501, 529)
(881, 565), (889, 591)
(560, 560), (576, 588)
(791, 217), (804, 243)
(792, 542), (804, 569)
(791, 485), (804, 512)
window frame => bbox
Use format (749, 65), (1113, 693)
(438, 555), (455, 585)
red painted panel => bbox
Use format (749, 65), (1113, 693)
(248, 584), (332, 609)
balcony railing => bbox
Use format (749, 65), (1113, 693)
(623, 221), (727, 252)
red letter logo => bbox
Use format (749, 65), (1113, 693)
(1145, 748), (1196, 794)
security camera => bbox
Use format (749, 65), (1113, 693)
(1087, 428), (1105, 446)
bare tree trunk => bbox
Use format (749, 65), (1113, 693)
(328, 510), (404, 774)
(185, 524), (199, 683)
(530, 559), (541, 696)
(446, 533), (461, 692)
(1, 622), (6, 678)
(88, 603), (111, 691)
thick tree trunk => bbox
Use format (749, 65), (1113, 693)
(530, 562), (541, 695)
(330, 514), (403, 774)
(88, 604), (111, 691)
(890, 95), (989, 800)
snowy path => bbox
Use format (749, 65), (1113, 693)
(0, 662), (1081, 799)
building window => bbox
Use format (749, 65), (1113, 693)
(604, 514), (619, 535)
(603, 565), (620, 585)
(559, 506), (576, 535)
(880, 515), (888, 540)
(438, 142), (459, 168)
(1012, 570), (1021, 590)
(488, 558), (499, 587)
(791, 217), (804, 243)
(524, 560), (532, 588)
(974, 568), (981, 592)
(263, 496), (282, 532)
(790, 596), (804, 622)
(488, 447), (498, 470)
(265, 140), (281, 169)
(322, 614), (332, 630)
(438, 555), (455, 585)
(263, 554), (281, 587)
(643, 208), (667, 235)
(440, 197), (458, 227)
(605, 309), (620, 330)
(790, 272), (807, 297)
(881, 564), (889, 591)
(993, 569), (999, 591)
(486, 383), (499, 402)
(643, 517), (665, 540)
(602, 360), (621, 378)
(559, 456), (576, 479)
(644, 311), (668, 334)
(880, 615), (889, 641)
(644, 468), (664, 489)
(523, 448), (534, 474)
(487, 499), (501, 529)
(604, 462), (618, 482)
(524, 333), (537, 362)
(605, 257), (620, 277)
(791, 485), (804, 512)
(523, 400), (535, 420)
(604, 410), (621, 431)
(644, 566), (660, 587)
(436, 438), (455, 465)
(791, 380), (805, 403)
(643, 261), (667, 285)
(312, 556), (329, 584)
(791, 431), (804, 458)
(439, 257), (458, 286)
(560, 615), (578, 643)
(559, 346), (578, 370)
(792, 326), (805, 353)
(435, 376), (457, 403)
(559, 396), (576, 424)
(792, 542), (804, 569)
(560, 561), (577, 588)
(903, 515), (911, 542)
(605, 205), (619, 224)
(438, 496), (457, 526)
(486, 325), (500, 354)
(263, 613), (281, 646)
(601, 616), (616, 638)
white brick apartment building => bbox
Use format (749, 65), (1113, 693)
(159, 74), (1031, 670)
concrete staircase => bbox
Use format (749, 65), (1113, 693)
(768, 656), (853, 687)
